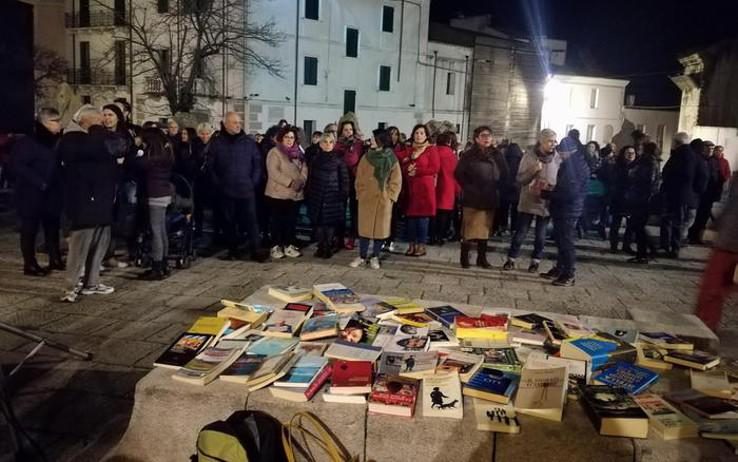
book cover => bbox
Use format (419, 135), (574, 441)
(560, 337), (622, 370)
(360, 300), (396, 322)
(664, 350), (720, 370)
(437, 350), (484, 382)
(154, 332), (213, 369)
(542, 320), (568, 346)
(593, 361), (660, 395)
(330, 359), (373, 388)
(428, 328), (459, 349)
(339, 317), (370, 343)
(248, 337), (298, 356)
(633, 393), (699, 440)
(556, 319), (595, 339)
(172, 346), (244, 385)
(382, 297), (424, 314)
(578, 384), (649, 438)
(509, 326), (546, 346)
(188, 316), (229, 336)
(268, 285), (313, 303)
(270, 364), (333, 402)
(391, 312), (435, 327)
(274, 355), (328, 387)
(475, 347), (522, 372)
(324, 340), (383, 362)
(284, 302), (313, 312)
(515, 365), (568, 421)
(379, 351), (438, 377)
(690, 370), (734, 399)
(640, 332), (693, 350)
(636, 343), (673, 371)
(463, 367), (520, 403)
(300, 312), (338, 341)
(262, 309), (309, 338)
(294, 342), (329, 356)
(216, 307), (268, 327)
(370, 324), (399, 349)
(511, 313), (552, 330)
(313, 283), (363, 311)
(474, 400), (521, 433)
(246, 353), (296, 388)
(525, 351), (590, 398)
(425, 305), (465, 328)
(368, 374), (420, 415)
(219, 353), (267, 383)
(422, 372), (463, 419)
(455, 314), (508, 330)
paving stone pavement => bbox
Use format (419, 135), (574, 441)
(0, 224), (737, 461)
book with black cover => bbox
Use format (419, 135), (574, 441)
(578, 384), (649, 438)
(153, 332), (213, 369)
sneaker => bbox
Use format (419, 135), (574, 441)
(104, 257), (129, 269)
(528, 261), (540, 273)
(60, 283), (82, 303)
(81, 283), (115, 295)
(552, 275), (576, 287)
(369, 257), (381, 270)
(502, 259), (515, 271)
(388, 242), (397, 253)
(349, 257), (366, 268)
(284, 245), (302, 258)
(540, 267), (561, 280)
(270, 246), (285, 259)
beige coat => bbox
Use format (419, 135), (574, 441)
(355, 156), (402, 239)
(265, 147), (308, 201)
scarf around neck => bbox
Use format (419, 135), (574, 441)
(411, 141), (430, 159)
(365, 147), (397, 191)
(278, 142), (302, 160)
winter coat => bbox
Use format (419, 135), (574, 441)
(516, 149), (561, 217)
(548, 150), (590, 218)
(609, 159), (636, 215)
(435, 145), (460, 211)
(334, 137), (364, 177)
(501, 146), (523, 204)
(718, 157), (731, 183)
(714, 172), (738, 253)
(133, 153), (174, 199)
(59, 124), (117, 230)
(306, 149), (349, 226)
(265, 147), (308, 201)
(625, 155), (660, 212)
(9, 123), (63, 218)
(397, 144), (440, 217)
(691, 154), (709, 208)
(706, 156), (723, 202)
(661, 144), (696, 209)
(356, 152), (402, 239)
(455, 146), (509, 211)
(208, 130), (262, 199)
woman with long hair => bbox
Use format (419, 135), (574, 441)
(431, 131), (460, 245)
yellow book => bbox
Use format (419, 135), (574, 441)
(454, 328), (509, 341)
(188, 316), (229, 336)
(216, 306), (268, 328)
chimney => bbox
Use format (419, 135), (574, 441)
(626, 94), (636, 107)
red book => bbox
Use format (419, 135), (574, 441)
(368, 375), (419, 417)
(284, 303), (313, 312)
(330, 360), (373, 388)
(455, 313), (508, 330)
(304, 364), (333, 400)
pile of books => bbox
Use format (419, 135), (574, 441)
(152, 283), (737, 448)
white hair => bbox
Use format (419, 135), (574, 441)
(673, 132), (690, 146)
(72, 104), (97, 123)
(319, 132), (336, 144)
(196, 122), (213, 134)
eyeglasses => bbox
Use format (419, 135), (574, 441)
(283, 135), (296, 139)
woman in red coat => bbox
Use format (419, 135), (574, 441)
(397, 124), (440, 256)
(431, 132), (460, 245)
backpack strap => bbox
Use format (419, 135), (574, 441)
(281, 412), (357, 462)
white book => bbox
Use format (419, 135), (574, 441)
(383, 325), (430, 353)
(262, 309), (310, 338)
(324, 340), (383, 362)
(322, 392), (367, 404)
(514, 365), (568, 422)
(633, 393), (699, 440)
(525, 351), (591, 397)
(379, 351), (438, 378)
(690, 370), (734, 399)
(371, 324), (399, 349)
(473, 400), (521, 433)
(422, 372), (463, 419)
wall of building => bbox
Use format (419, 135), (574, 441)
(425, 41), (471, 139)
(622, 107), (678, 154)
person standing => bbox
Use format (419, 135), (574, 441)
(660, 132), (696, 258)
(625, 142), (661, 264)
(306, 132), (349, 259)
(609, 146), (637, 253)
(541, 136), (590, 287)
(454, 126), (508, 269)
(689, 140), (721, 244)
(10, 108), (64, 276)
(351, 128), (402, 269)
(503, 129), (561, 273)
(695, 171), (738, 331)
(714, 145), (731, 188)
(192, 123), (214, 238)
(683, 138), (709, 243)
(430, 132), (460, 245)
(304, 130), (323, 166)
(265, 126), (308, 259)
(208, 112), (265, 261)
(397, 124), (440, 257)
(334, 121), (365, 250)
(58, 107), (117, 302)
(497, 142), (523, 236)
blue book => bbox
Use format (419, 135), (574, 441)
(248, 337), (298, 356)
(425, 305), (465, 328)
(593, 361), (659, 394)
(462, 366), (520, 403)
(561, 338), (620, 370)
(274, 356), (328, 387)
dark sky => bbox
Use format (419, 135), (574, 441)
(430, 0), (738, 106)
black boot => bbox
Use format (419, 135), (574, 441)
(141, 261), (164, 280)
(460, 241), (471, 268)
(476, 240), (492, 269)
(161, 259), (171, 277)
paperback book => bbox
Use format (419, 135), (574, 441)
(383, 324), (430, 353)
(666, 389), (738, 420)
(462, 366), (520, 404)
(299, 312), (339, 341)
(474, 400), (521, 433)
(454, 314), (509, 340)
(633, 393), (699, 440)
(273, 355), (328, 388)
(219, 353), (267, 384)
(370, 324), (399, 349)
(382, 297), (424, 315)
(510, 313), (552, 330)
(339, 317), (371, 344)
(269, 363), (333, 403)
(635, 343), (673, 372)
(248, 337), (298, 357)
(329, 359), (373, 394)
(425, 305), (466, 329)
(390, 312), (435, 328)
(664, 350), (720, 371)
(524, 351), (591, 399)
(171, 346), (245, 386)
(153, 332), (213, 369)
(262, 309), (310, 338)
(313, 283), (364, 313)
(578, 384), (649, 438)
(436, 350), (484, 383)
(244, 353), (297, 391)
(508, 326), (546, 347)
(690, 370), (734, 399)
(379, 351), (438, 378)
(515, 365), (568, 421)
(592, 361), (660, 395)
(268, 285), (313, 303)
(368, 374), (420, 417)
(428, 328), (459, 349)
(188, 316), (229, 336)
(542, 320), (568, 347)
(216, 306), (268, 328)
(639, 332), (693, 351)
(422, 372), (463, 419)
(324, 340), (383, 362)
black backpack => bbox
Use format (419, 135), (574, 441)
(193, 410), (287, 462)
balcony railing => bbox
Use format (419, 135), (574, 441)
(67, 68), (127, 86)
(65, 10), (128, 28)
(145, 77), (212, 96)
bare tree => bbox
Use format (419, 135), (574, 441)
(95, 0), (284, 114)
(34, 47), (68, 98)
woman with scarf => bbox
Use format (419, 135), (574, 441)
(265, 126), (308, 260)
(306, 132), (349, 259)
(503, 129), (562, 273)
(334, 120), (365, 250)
(397, 124), (440, 257)
(351, 128), (402, 269)
(455, 126), (509, 268)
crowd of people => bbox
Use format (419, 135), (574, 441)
(5, 102), (735, 307)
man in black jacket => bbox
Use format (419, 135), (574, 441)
(209, 112), (266, 261)
(689, 140), (721, 244)
(58, 106), (117, 302)
(10, 108), (64, 276)
(660, 132), (697, 258)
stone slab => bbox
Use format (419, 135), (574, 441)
(633, 437), (736, 462)
(365, 396), (492, 462)
(627, 308), (720, 352)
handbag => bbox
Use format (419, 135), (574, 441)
(281, 412), (358, 462)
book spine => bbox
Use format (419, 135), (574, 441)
(370, 391), (415, 406)
(305, 364), (332, 400)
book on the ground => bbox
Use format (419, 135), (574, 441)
(262, 309), (310, 338)
(328, 359), (373, 394)
(188, 316), (229, 336)
(153, 332), (213, 369)
(578, 384), (649, 438)
(428, 328), (459, 349)
(579, 316), (639, 345)
(509, 326), (546, 347)
(635, 343), (673, 372)
(390, 312), (435, 328)
(425, 305), (466, 329)
(274, 355), (328, 388)
(283, 302), (313, 312)
(510, 313), (552, 330)
(338, 317), (371, 343)
(437, 350), (484, 383)
(359, 299), (397, 322)
(679, 408), (738, 434)
(515, 365), (568, 421)
(216, 306), (269, 328)
(633, 393), (699, 440)
(459, 338), (512, 349)
(268, 285), (313, 303)
(313, 283), (364, 313)
(525, 351), (591, 399)
(294, 341), (329, 356)
(219, 353), (267, 384)
(244, 352), (297, 391)
(454, 314), (509, 340)
(542, 319), (568, 346)
(370, 324), (399, 349)
(299, 312), (339, 341)
(324, 340), (383, 362)
(664, 350), (720, 370)
(462, 366), (520, 404)
(322, 390), (367, 404)
(379, 351), (437, 378)
(560, 337), (636, 371)
(690, 370), (734, 399)
(593, 361), (660, 395)
(474, 400), (521, 433)
(556, 318), (596, 339)
(473, 347), (522, 372)
(422, 372), (463, 419)
(269, 363), (333, 402)
(383, 324), (430, 353)
(171, 346), (245, 386)
(220, 299), (274, 314)
(382, 297), (424, 315)
(248, 336), (298, 357)
(666, 389), (738, 420)
(214, 318), (250, 344)
(368, 374), (420, 417)
(639, 332), (693, 351)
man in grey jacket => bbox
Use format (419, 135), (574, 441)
(503, 129), (562, 273)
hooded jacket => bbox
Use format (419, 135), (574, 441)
(208, 130), (262, 199)
(548, 146), (590, 218)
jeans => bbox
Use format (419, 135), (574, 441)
(148, 204), (168, 261)
(682, 207), (697, 241)
(609, 214), (634, 250)
(496, 198), (519, 234)
(19, 213), (60, 267)
(431, 209), (454, 242)
(552, 215), (578, 277)
(689, 197), (714, 242)
(660, 203), (685, 253)
(67, 226), (111, 288)
(630, 207), (650, 259)
(267, 197), (298, 248)
(359, 237), (384, 258)
(406, 217), (430, 244)
(221, 195), (260, 254)
(508, 213), (549, 261)
(337, 176), (358, 242)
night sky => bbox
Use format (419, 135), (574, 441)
(430, 0), (738, 106)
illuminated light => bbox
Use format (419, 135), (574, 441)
(544, 76), (565, 101)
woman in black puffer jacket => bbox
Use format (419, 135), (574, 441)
(608, 146), (637, 253)
(625, 142), (661, 264)
(306, 133), (349, 259)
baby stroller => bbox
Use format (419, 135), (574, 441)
(133, 173), (197, 269)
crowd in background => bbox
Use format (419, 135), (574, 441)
(4, 101), (737, 327)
